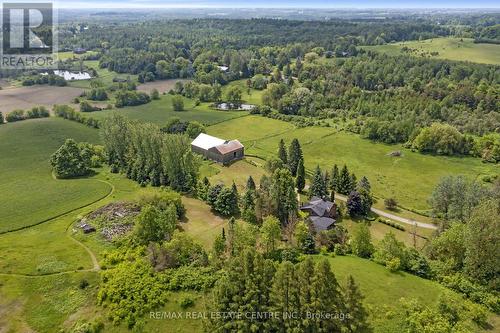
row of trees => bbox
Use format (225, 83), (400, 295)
(1, 106), (50, 123)
(100, 114), (199, 191)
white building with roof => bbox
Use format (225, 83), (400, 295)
(191, 133), (244, 165)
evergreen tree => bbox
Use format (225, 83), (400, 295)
(310, 165), (327, 198)
(270, 261), (300, 332)
(242, 189), (257, 224)
(338, 165), (352, 195)
(349, 173), (357, 194)
(230, 182), (240, 215)
(331, 164), (340, 191)
(297, 258), (316, 331)
(344, 276), (372, 333)
(311, 259), (343, 332)
(271, 168), (298, 224)
(0, 111), (4, 124)
(330, 189), (336, 203)
(278, 139), (288, 164)
(347, 191), (364, 217)
(296, 158), (306, 193)
(246, 175), (256, 191)
(288, 138), (303, 176)
(358, 176), (371, 192)
(359, 189), (373, 216)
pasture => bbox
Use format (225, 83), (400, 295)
(0, 118), (111, 232)
(87, 94), (249, 126)
(208, 116), (498, 212)
(363, 37), (500, 65)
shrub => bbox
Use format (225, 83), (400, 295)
(79, 279), (89, 289)
(5, 110), (26, 122)
(386, 257), (401, 272)
(80, 101), (101, 112)
(179, 296), (195, 309)
(172, 95), (184, 111)
(26, 106), (49, 119)
(384, 198), (398, 210)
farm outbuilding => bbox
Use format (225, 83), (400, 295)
(191, 133), (244, 165)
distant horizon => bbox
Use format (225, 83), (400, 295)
(53, 1), (500, 9)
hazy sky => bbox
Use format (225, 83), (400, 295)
(57, 0), (500, 9)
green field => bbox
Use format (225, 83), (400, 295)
(363, 37), (500, 65)
(223, 79), (265, 105)
(67, 60), (138, 89)
(87, 94), (249, 126)
(208, 116), (498, 212)
(0, 118), (111, 232)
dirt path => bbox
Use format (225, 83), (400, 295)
(0, 179), (115, 277)
(334, 193), (438, 230)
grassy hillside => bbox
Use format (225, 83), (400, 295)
(208, 116), (498, 212)
(87, 94), (248, 126)
(0, 118), (111, 232)
(363, 37), (500, 65)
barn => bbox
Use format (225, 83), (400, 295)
(191, 133), (244, 165)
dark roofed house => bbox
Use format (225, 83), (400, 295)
(191, 133), (244, 165)
(300, 196), (337, 232)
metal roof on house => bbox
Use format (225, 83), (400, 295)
(191, 133), (226, 151)
(212, 140), (244, 155)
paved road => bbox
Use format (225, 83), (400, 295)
(335, 194), (438, 230)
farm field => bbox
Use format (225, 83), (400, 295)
(137, 79), (190, 94)
(0, 86), (84, 114)
(0, 118), (111, 232)
(87, 94), (249, 126)
(363, 37), (500, 65)
(208, 116), (498, 212)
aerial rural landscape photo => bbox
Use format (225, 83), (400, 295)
(0, 0), (498, 332)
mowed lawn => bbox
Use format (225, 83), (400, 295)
(363, 37), (500, 65)
(87, 94), (248, 126)
(0, 118), (111, 232)
(208, 116), (498, 212)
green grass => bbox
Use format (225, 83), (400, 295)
(363, 37), (500, 65)
(208, 116), (498, 212)
(325, 255), (468, 332)
(67, 60), (138, 89)
(201, 159), (267, 191)
(180, 197), (228, 249)
(87, 94), (249, 126)
(222, 79), (265, 105)
(0, 118), (112, 232)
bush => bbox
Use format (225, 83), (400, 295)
(26, 106), (49, 119)
(384, 198), (398, 210)
(80, 101), (102, 112)
(172, 95), (184, 111)
(5, 110), (26, 122)
(79, 279), (89, 289)
(179, 296), (195, 309)
(386, 257), (401, 272)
